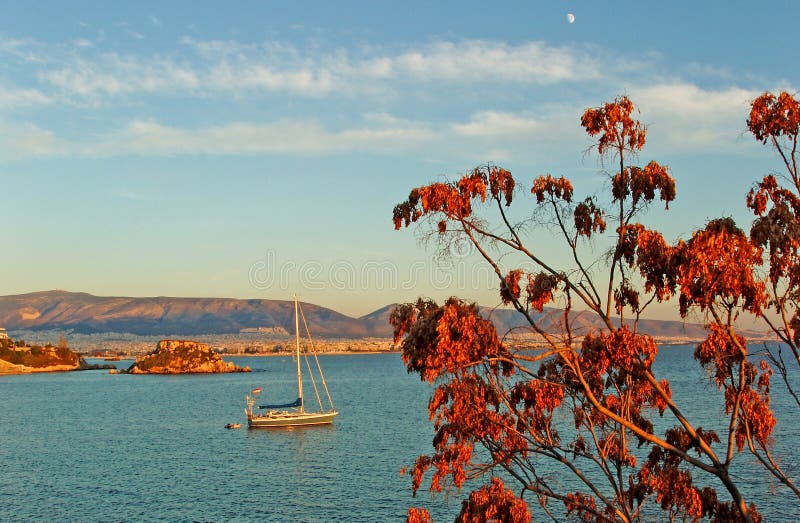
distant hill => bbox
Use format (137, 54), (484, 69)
(0, 291), (384, 337)
(0, 290), (760, 341)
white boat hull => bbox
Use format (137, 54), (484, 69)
(248, 410), (338, 428)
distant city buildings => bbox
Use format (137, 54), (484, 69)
(239, 326), (290, 335)
(0, 327), (8, 340)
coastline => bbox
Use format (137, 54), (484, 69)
(0, 350), (404, 375)
(226, 350), (401, 357)
(0, 359), (80, 375)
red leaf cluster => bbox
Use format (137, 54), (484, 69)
(530, 174), (573, 203)
(393, 188), (422, 230)
(499, 270), (560, 311)
(694, 324), (746, 388)
(411, 442), (474, 495)
(615, 223), (644, 268)
(392, 300), (529, 500)
(575, 329), (670, 432)
(415, 370), (528, 496)
(634, 228), (685, 301)
(731, 386), (776, 452)
(525, 272), (559, 312)
(429, 374), (507, 442)
(510, 379), (564, 436)
(581, 96), (646, 155)
(573, 197), (606, 238)
(640, 427), (721, 521)
(677, 218), (765, 316)
(392, 166), (518, 230)
(423, 183), (479, 217)
(747, 91), (800, 143)
(747, 174), (800, 289)
(391, 298), (511, 383)
(457, 171), (489, 203)
(612, 161), (676, 209)
(456, 478), (530, 523)
(489, 166), (515, 206)
(406, 507), (432, 523)
(563, 492), (599, 522)
(392, 179), (481, 230)
(640, 426), (764, 522)
(613, 280), (640, 314)
(390, 298), (428, 343)
(616, 224), (685, 296)
(500, 269), (523, 304)
(695, 324), (776, 452)
(436, 302), (510, 377)
(641, 458), (704, 520)
(586, 328), (657, 373)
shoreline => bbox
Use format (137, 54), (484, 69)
(0, 360), (81, 375)
(10, 338), (778, 374)
(80, 350), (403, 360)
(222, 350), (401, 357)
(1, 351), (403, 375)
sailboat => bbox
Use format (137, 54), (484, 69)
(245, 295), (338, 428)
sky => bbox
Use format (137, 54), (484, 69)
(1, 1), (797, 318)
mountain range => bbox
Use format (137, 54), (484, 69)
(0, 290), (733, 341)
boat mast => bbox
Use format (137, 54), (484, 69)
(295, 294), (304, 412)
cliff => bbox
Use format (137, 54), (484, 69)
(126, 340), (250, 374)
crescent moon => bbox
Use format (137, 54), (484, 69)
(567, 13), (575, 24)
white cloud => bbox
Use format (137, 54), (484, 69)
(29, 38), (603, 101)
(0, 80), (776, 162)
(0, 121), (68, 159)
(0, 36), (48, 64)
(113, 117), (436, 156)
(205, 60), (336, 97)
(393, 41), (600, 83)
(634, 83), (757, 118)
(453, 111), (541, 137)
(629, 83), (762, 151)
(40, 54), (200, 98)
(0, 115), (437, 160)
(0, 85), (52, 107)
(0, 35), (787, 161)
(179, 37), (249, 58)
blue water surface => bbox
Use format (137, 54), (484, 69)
(0, 349), (797, 522)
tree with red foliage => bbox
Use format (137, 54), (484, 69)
(392, 96), (798, 522)
(741, 91), (800, 497)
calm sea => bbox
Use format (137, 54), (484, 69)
(0, 349), (797, 522)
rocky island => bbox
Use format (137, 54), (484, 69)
(0, 334), (87, 374)
(126, 339), (250, 374)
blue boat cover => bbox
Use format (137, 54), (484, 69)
(258, 398), (302, 409)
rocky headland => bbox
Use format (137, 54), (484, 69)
(126, 339), (250, 374)
(0, 336), (87, 374)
